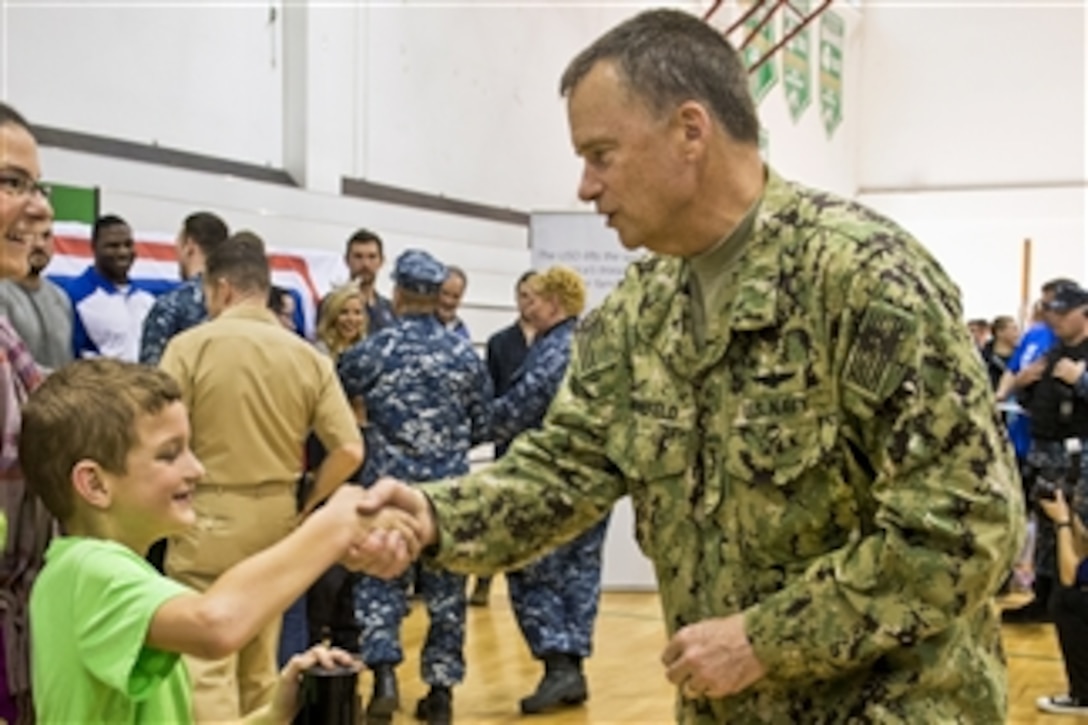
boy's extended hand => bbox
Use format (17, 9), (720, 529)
(320, 485), (422, 578)
(356, 477), (438, 548)
(259, 645), (360, 724)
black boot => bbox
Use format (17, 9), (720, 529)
(520, 653), (588, 715)
(414, 685), (452, 725)
(366, 664), (399, 722)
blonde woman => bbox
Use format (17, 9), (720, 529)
(316, 284), (368, 361)
(486, 265), (608, 714)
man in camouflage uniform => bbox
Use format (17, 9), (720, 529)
(138, 211), (228, 365)
(338, 249), (490, 725)
(363, 10), (1024, 723)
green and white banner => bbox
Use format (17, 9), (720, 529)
(819, 10), (845, 138)
(742, 1), (778, 104)
(782, 0), (813, 123)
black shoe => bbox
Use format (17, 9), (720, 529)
(366, 664), (399, 722)
(1037, 693), (1088, 715)
(469, 577), (492, 607)
(414, 686), (452, 725)
(1001, 601), (1053, 625)
(519, 658), (588, 715)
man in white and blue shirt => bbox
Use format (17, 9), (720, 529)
(59, 214), (159, 361)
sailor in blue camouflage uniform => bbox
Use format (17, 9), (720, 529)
(488, 265), (609, 715)
(138, 212), (228, 365)
(338, 249), (491, 725)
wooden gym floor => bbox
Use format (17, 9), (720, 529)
(370, 582), (1084, 724)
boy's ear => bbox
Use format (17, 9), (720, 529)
(71, 460), (112, 510)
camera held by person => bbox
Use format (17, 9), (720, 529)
(1033, 475), (1078, 504)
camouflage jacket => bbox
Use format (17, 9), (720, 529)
(421, 170), (1023, 723)
(139, 277), (206, 365)
(339, 314), (491, 483)
(490, 316), (577, 449)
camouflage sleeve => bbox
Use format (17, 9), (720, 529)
(489, 337), (571, 447)
(337, 340), (380, 400)
(466, 353), (493, 447)
(420, 304), (630, 574)
(743, 241), (1025, 681)
(138, 297), (176, 366)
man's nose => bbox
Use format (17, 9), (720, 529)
(578, 165), (603, 202)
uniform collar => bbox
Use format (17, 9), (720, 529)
(216, 302), (280, 325)
(536, 316), (577, 341)
(84, 265), (133, 295)
(634, 167), (797, 375)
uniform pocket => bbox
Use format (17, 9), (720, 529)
(606, 411), (695, 554)
(726, 405), (851, 565)
(725, 405), (838, 486)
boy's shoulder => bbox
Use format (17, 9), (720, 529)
(36, 537), (137, 593)
(35, 536), (176, 596)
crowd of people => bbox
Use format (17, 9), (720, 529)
(970, 281), (1088, 717)
(0, 97), (604, 723)
(0, 6), (1076, 725)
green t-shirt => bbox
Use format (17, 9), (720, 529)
(30, 537), (194, 724)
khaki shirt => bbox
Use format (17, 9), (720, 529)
(421, 170), (1023, 723)
(160, 304), (359, 486)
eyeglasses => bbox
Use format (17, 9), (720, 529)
(0, 171), (51, 200)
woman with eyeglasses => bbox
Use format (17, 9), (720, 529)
(0, 101), (52, 725)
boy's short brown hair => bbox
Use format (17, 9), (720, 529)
(19, 359), (183, 522)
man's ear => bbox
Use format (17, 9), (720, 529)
(675, 100), (713, 154)
(72, 460), (112, 510)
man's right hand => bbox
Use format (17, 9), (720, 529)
(320, 485), (418, 579)
(356, 477), (438, 552)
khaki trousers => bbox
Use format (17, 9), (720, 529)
(165, 482), (297, 722)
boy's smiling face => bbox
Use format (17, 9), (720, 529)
(99, 401), (204, 551)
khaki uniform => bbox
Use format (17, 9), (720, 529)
(160, 304), (360, 721)
(421, 170), (1024, 723)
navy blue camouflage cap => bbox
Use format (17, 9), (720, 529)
(392, 249), (447, 295)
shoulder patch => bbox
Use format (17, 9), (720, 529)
(843, 301), (917, 403)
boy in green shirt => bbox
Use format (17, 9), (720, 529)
(21, 359), (420, 723)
